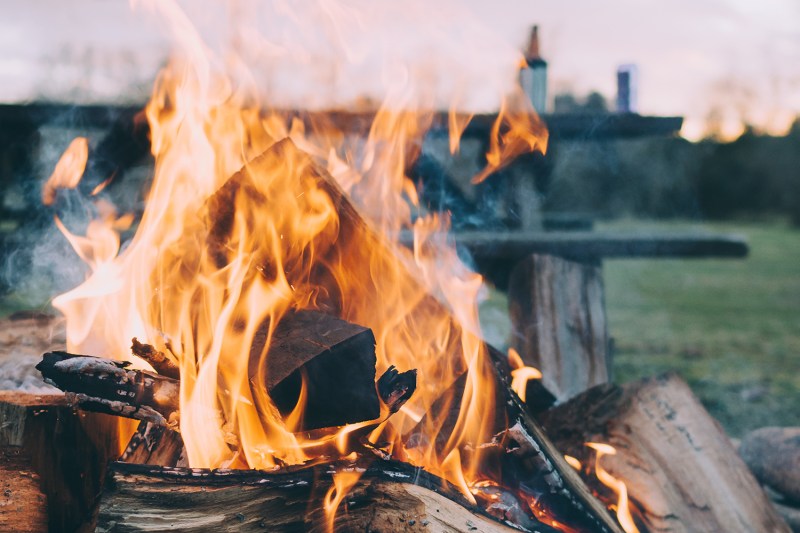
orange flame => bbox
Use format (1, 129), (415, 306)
(585, 442), (640, 533)
(48, 0), (548, 525)
(507, 347), (542, 402)
(42, 137), (89, 205)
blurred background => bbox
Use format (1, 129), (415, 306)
(0, 0), (798, 438)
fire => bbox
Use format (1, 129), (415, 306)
(585, 442), (641, 533)
(42, 137), (89, 206)
(47, 0), (546, 524)
(507, 347), (542, 402)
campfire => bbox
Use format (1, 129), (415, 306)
(0, 2), (790, 533)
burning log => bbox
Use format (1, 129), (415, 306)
(539, 374), (791, 533)
(36, 352), (181, 426)
(248, 310), (381, 431)
(0, 447), (48, 533)
(96, 460), (544, 533)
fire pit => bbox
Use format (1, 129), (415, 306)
(0, 2), (790, 533)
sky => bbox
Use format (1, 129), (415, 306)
(0, 0), (798, 140)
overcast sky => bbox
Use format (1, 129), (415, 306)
(1, 0), (798, 140)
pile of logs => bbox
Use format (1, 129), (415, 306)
(0, 140), (793, 532)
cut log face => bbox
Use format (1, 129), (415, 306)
(0, 446), (48, 533)
(97, 461), (531, 533)
(508, 254), (610, 402)
(540, 374), (791, 533)
(0, 391), (119, 533)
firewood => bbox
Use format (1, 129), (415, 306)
(248, 310), (381, 431)
(539, 374), (791, 533)
(96, 460), (548, 533)
(0, 446), (48, 533)
(739, 427), (800, 502)
(508, 253), (609, 402)
(0, 391), (119, 532)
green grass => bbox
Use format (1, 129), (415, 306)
(601, 219), (800, 437)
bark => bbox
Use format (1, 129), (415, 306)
(508, 253), (609, 402)
(540, 374), (791, 533)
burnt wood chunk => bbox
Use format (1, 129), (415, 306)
(121, 421), (186, 467)
(131, 338), (181, 379)
(249, 310), (380, 431)
(540, 374), (791, 533)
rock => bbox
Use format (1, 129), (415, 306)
(740, 427), (800, 502)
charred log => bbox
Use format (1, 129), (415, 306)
(97, 460), (557, 533)
(539, 374), (790, 533)
(37, 352), (180, 426)
(248, 310), (381, 431)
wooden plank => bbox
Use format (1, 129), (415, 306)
(540, 374), (791, 533)
(508, 254), (609, 402)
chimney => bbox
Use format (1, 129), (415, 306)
(520, 25), (548, 114)
(616, 64), (638, 114)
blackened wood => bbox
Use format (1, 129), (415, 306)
(486, 344), (555, 416)
(540, 374), (790, 533)
(37, 351), (180, 426)
(0, 446), (48, 533)
(0, 391), (119, 532)
(120, 421), (185, 467)
(131, 338), (180, 379)
(508, 254), (609, 402)
(376, 365), (417, 413)
(248, 310), (380, 431)
(96, 460), (550, 533)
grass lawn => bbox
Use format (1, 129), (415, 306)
(600, 219), (800, 437)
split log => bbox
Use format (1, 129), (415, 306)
(0, 391), (119, 532)
(0, 446), (48, 533)
(508, 253), (609, 402)
(539, 374), (791, 533)
(96, 460), (544, 533)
